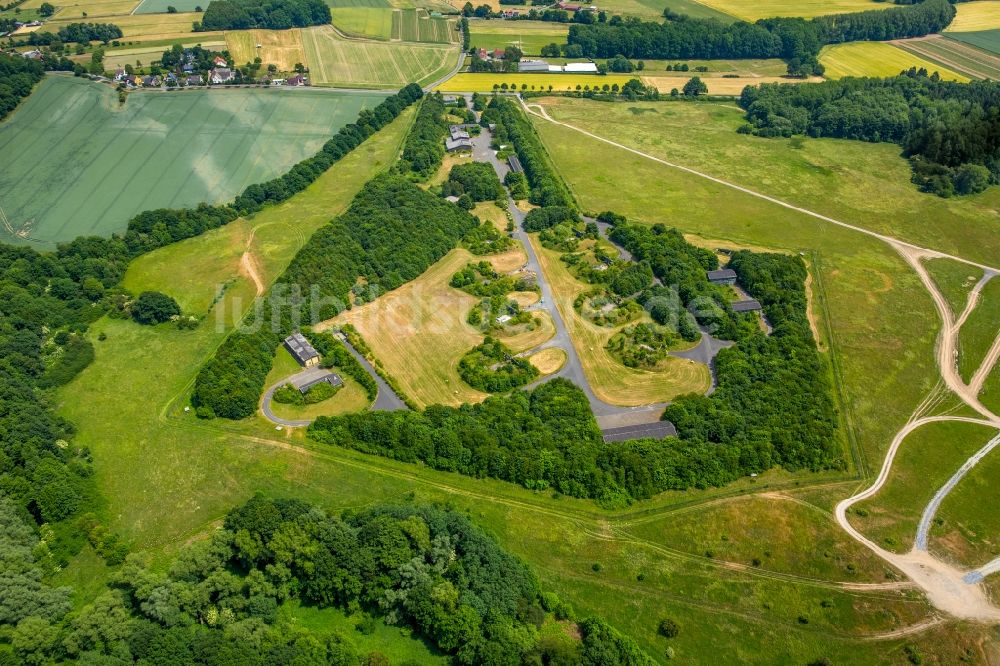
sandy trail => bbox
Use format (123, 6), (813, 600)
(239, 226), (265, 297)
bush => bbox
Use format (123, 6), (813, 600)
(131, 291), (180, 325)
(658, 618), (679, 638)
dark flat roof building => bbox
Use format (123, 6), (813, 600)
(732, 299), (762, 313)
(297, 372), (342, 393)
(707, 268), (737, 284)
(602, 421), (678, 443)
(508, 155), (523, 173)
(284, 333), (320, 367)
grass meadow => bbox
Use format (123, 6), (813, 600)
(225, 29), (308, 71)
(945, 0), (1000, 32)
(893, 35), (1000, 80)
(819, 41), (969, 81)
(0, 76), (386, 246)
(532, 236), (711, 405)
(44, 11), (201, 39)
(301, 25), (457, 87)
(946, 28), (1000, 56)
(331, 6), (395, 38)
(468, 20), (569, 54)
(134, 0), (204, 13)
(923, 257), (981, 320)
(957, 277), (1000, 382)
(692, 0), (891, 21)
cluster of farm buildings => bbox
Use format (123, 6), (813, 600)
(472, 48), (599, 74)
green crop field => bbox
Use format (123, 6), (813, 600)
(468, 20), (569, 54)
(134, 0), (203, 13)
(331, 6), (394, 38)
(692, 0), (890, 21)
(0, 76), (386, 246)
(819, 42), (969, 81)
(301, 25), (458, 87)
(391, 8), (456, 42)
(893, 35), (1000, 80)
(945, 0), (1000, 32)
(945, 28), (1000, 56)
(597, 0), (736, 22)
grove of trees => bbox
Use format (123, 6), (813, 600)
(399, 93), (448, 179)
(739, 71), (1000, 196)
(443, 162), (505, 201)
(196, 0), (330, 30)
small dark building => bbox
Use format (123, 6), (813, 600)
(297, 373), (343, 394)
(508, 155), (523, 174)
(707, 268), (737, 285)
(602, 421), (678, 443)
(284, 333), (320, 367)
(732, 299), (762, 313)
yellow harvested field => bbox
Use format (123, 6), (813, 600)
(692, 0), (892, 21)
(510, 291), (540, 307)
(488, 245), (528, 272)
(819, 42), (969, 81)
(302, 25), (457, 88)
(528, 347), (566, 375)
(642, 74), (822, 94)
(52, 0), (141, 19)
(226, 29), (306, 71)
(473, 201), (510, 232)
(45, 12), (201, 38)
(532, 237), (710, 406)
(103, 41), (225, 69)
(945, 1), (1000, 32)
(325, 247), (547, 408)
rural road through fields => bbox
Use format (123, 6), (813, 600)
(521, 96), (1000, 622)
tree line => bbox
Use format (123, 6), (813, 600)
(24, 22), (124, 45)
(398, 93), (449, 179)
(191, 173), (479, 419)
(739, 71), (1000, 196)
(5, 495), (657, 665)
(196, 0), (330, 31)
(566, 0), (955, 75)
(0, 53), (44, 121)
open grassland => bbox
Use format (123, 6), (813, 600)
(103, 40), (226, 69)
(596, 0), (736, 22)
(930, 438), (1000, 569)
(392, 8), (456, 43)
(0, 77), (386, 246)
(328, 0), (391, 7)
(532, 97), (1000, 270)
(324, 244), (543, 407)
(946, 28), (1000, 56)
(693, 0), (890, 20)
(301, 25), (457, 87)
(468, 20), (568, 54)
(924, 257), (981, 321)
(628, 494), (898, 582)
(527, 347), (566, 374)
(264, 347), (373, 419)
(45, 11), (201, 39)
(331, 6), (394, 38)
(819, 42), (969, 81)
(438, 72), (636, 92)
(529, 106), (942, 478)
(225, 28), (307, 70)
(893, 35), (1000, 80)
(958, 276), (1000, 383)
(134, 0), (204, 13)
(945, 0), (1000, 32)
(850, 420), (999, 554)
(533, 237), (711, 406)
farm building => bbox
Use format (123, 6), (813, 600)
(284, 333), (321, 368)
(286, 74), (307, 86)
(446, 137), (473, 152)
(518, 59), (550, 73)
(508, 155), (524, 173)
(450, 127), (471, 141)
(212, 55), (227, 67)
(210, 68), (235, 84)
(707, 268), (737, 285)
(563, 62), (598, 73)
(732, 299), (762, 313)
(295, 371), (343, 394)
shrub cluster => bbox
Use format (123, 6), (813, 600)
(458, 336), (539, 392)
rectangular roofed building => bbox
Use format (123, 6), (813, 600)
(284, 333), (321, 367)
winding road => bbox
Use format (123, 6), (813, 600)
(520, 96), (1000, 623)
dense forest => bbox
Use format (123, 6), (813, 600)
(0, 53), (44, 121)
(740, 71), (1000, 196)
(3, 495), (657, 665)
(192, 174), (479, 418)
(399, 94), (449, 179)
(566, 0), (955, 75)
(197, 0), (330, 30)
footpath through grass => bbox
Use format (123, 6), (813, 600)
(0, 76), (386, 246)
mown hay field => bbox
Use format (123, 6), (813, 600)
(134, 0), (204, 13)
(694, 0), (892, 20)
(0, 76), (386, 246)
(945, 0), (1000, 32)
(331, 7), (394, 38)
(225, 28), (307, 71)
(50, 0), (140, 19)
(468, 20), (568, 54)
(893, 35), (1000, 80)
(819, 41), (969, 81)
(301, 25), (457, 87)
(391, 8), (456, 43)
(44, 11), (201, 39)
